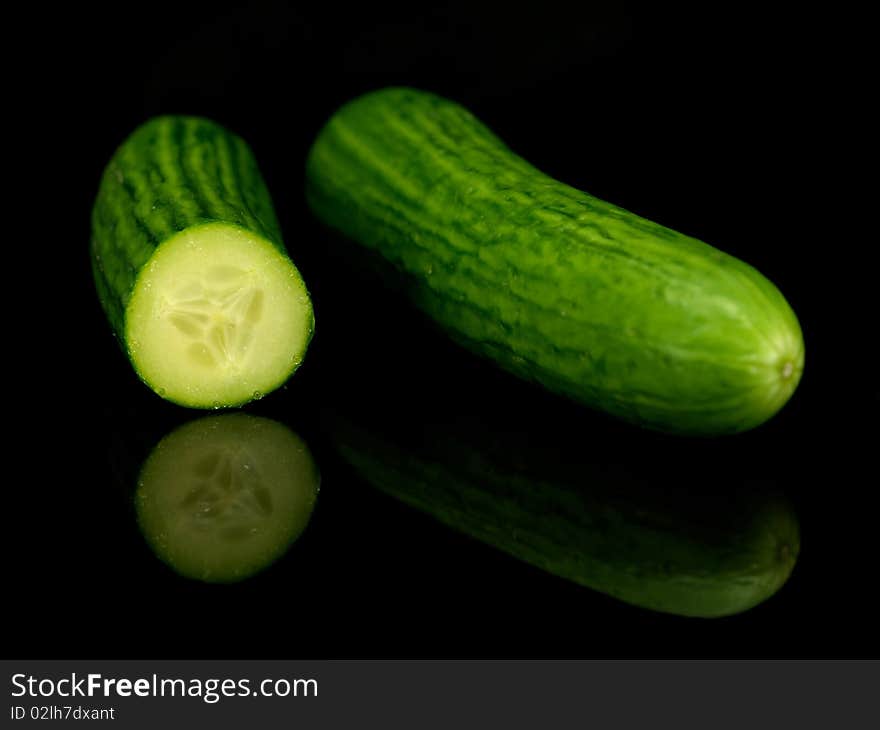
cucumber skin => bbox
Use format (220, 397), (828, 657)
(326, 411), (800, 618)
(91, 116), (313, 402)
(306, 88), (804, 435)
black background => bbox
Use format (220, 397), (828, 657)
(9, 3), (876, 658)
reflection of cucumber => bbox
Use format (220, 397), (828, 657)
(136, 414), (319, 583)
(324, 407), (799, 618)
(91, 116), (314, 408)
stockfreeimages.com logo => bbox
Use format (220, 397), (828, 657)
(11, 673), (317, 704)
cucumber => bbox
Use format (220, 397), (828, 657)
(136, 414), (320, 583)
(91, 116), (314, 408)
(306, 87), (804, 435)
(323, 404), (800, 618)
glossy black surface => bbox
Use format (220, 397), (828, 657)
(12, 4), (875, 657)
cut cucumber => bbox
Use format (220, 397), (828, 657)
(92, 116), (314, 408)
(135, 414), (319, 583)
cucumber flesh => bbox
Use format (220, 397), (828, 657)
(126, 223), (312, 408)
(135, 414), (319, 583)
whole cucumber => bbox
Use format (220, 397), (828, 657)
(306, 87), (803, 435)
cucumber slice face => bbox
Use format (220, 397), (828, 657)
(125, 223), (313, 409)
(135, 414), (319, 583)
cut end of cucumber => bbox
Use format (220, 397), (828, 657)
(125, 223), (313, 408)
(135, 414), (320, 583)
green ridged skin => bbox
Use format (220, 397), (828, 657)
(326, 411), (800, 618)
(306, 88), (804, 435)
(92, 116), (314, 408)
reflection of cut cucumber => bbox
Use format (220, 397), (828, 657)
(91, 116), (314, 408)
(136, 414), (319, 583)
